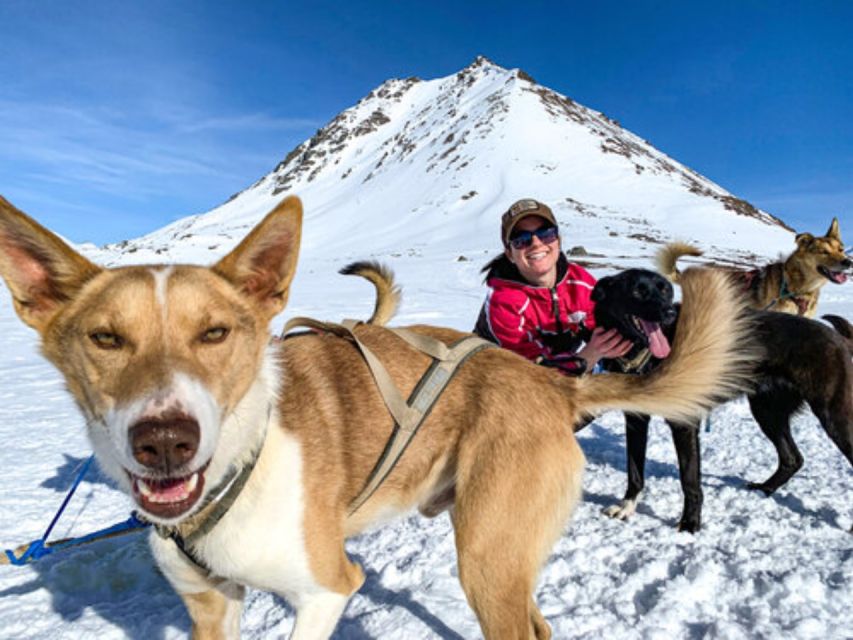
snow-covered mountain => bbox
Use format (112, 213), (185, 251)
(94, 56), (794, 273)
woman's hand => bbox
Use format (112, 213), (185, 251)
(576, 327), (633, 371)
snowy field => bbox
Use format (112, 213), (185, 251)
(0, 245), (850, 640)
(1, 59), (849, 640)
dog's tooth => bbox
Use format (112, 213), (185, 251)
(187, 473), (198, 493)
(136, 478), (153, 498)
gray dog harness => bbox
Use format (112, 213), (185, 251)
(282, 317), (494, 514)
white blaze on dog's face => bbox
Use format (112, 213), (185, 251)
(0, 195), (302, 524)
(53, 264), (273, 520)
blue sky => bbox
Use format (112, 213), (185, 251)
(1, 0), (850, 245)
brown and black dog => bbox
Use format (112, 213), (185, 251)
(657, 218), (850, 317)
(592, 268), (853, 533)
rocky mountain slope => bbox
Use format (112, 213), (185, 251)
(94, 56), (795, 274)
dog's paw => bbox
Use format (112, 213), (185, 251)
(745, 481), (775, 496)
(677, 517), (701, 534)
(602, 497), (639, 521)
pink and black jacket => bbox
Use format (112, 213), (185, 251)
(473, 253), (598, 364)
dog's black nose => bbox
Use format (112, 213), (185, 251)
(130, 417), (200, 473)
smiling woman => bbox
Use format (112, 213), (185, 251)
(473, 198), (633, 374)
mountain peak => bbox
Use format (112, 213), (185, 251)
(467, 55), (500, 70)
(108, 60), (792, 268)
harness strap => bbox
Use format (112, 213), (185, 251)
(154, 451), (260, 549)
(615, 347), (653, 373)
(285, 316), (412, 426)
(282, 316), (494, 514)
(763, 273), (808, 315)
(147, 407), (271, 574)
(347, 336), (492, 515)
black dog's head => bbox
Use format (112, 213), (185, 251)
(592, 269), (677, 360)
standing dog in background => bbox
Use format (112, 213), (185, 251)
(592, 269), (853, 533)
(657, 218), (850, 317)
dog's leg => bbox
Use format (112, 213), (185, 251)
(451, 433), (583, 639)
(452, 512), (553, 640)
(290, 591), (353, 640)
(289, 528), (364, 640)
(747, 392), (804, 494)
(529, 600), (551, 639)
(604, 413), (650, 521)
(149, 533), (245, 640)
(183, 585), (245, 640)
(809, 400), (853, 469)
(668, 419), (703, 533)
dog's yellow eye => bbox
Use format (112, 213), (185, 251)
(200, 327), (230, 344)
(90, 332), (124, 350)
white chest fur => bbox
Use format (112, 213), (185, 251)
(192, 425), (324, 606)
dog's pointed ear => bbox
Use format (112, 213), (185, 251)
(826, 217), (841, 241)
(213, 196), (303, 320)
(0, 196), (103, 333)
(795, 232), (814, 248)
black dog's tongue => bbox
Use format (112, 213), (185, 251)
(640, 319), (671, 358)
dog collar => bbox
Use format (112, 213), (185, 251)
(615, 347), (653, 373)
(148, 404), (271, 572)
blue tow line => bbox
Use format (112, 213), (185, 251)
(4, 455), (150, 566)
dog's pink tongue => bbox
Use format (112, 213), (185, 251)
(833, 272), (848, 284)
(147, 478), (189, 502)
(640, 319), (671, 359)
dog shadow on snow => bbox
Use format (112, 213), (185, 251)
(578, 421), (847, 529)
(334, 556), (466, 639)
(40, 453), (115, 490)
(579, 420), (745, 491)
(0, 456), (467, 639)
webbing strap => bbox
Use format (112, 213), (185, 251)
(347, 336), (492, 515)
(282, 316), (494, 514)
(285, 317), (411, 426)
(154, 450), (260, 551)
(147, 406), (271, 574)
(615, 347), (653, 373)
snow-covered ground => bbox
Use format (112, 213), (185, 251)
(0, 58), (849, 640)
(0, 243), (850, 639)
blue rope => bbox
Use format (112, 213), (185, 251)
(3, 456), (151, 566)
(42, 455), (94, 542)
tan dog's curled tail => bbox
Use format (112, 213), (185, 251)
(656, 242), (704, 284)
(573, 267), (760, 423)
(340, 261), (400, 326)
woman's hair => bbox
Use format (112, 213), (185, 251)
(480, 253), (522, 283)
(481, 253), (507, 275)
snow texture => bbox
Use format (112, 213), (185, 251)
(0, 58), (849, 639)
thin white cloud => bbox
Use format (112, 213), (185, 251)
(175, 113), (321, 134)
(0, 98), (318, 199)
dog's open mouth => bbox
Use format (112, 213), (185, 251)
(818, 266), (848, 284)
(630, 316), (672, 358)
(129, 465), (208, 519)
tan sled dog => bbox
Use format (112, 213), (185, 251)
(0, 195), (756, 640)
(657, 218), (850, 317)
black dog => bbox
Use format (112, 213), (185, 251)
(592, 268), (853, 532)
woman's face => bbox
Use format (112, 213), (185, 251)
(506, 216), (561, 287)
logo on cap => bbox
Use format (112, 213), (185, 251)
(506, 199), (541, 220)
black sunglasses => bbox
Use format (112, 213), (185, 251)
(509, 225), (559, 250)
